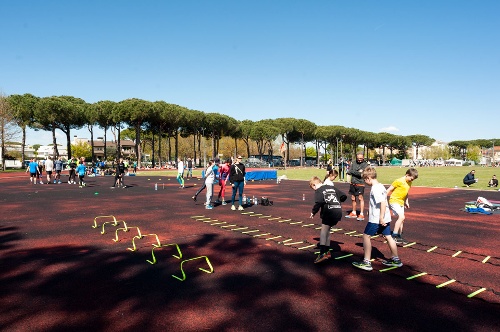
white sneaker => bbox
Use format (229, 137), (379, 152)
(238, 205), (244, 211)
(231, 205), (236, 211)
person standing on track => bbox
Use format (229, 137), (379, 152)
(323, 169), (338, 186)
(76, 158), (86, 188)
(45, 156), (54, 184)
(27, 159), (38, 185)
(352, 166), (402, 272)
(387, 168), (419, 245)
(186, 158), (193, 179)
(111, 158), (125, 188)
(216, 158), (231, 205)
(229, 155), (246, 211)
(54, 156), (63, 184)
(309, 176), (347, 263)
(68, 157), (77, 184)
(204, 160), (215, 209)
(345, 153), (369, 221)
(176, 158), (185, 188)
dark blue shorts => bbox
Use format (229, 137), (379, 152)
(363, 222), (391, 236)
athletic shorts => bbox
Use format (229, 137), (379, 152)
(56, 170), (61, 174)
(30, 172), (37, 177)
(363, 222), (392, 236)
(322, 218), (340, 227)
(348, 184), (365, 196)
(46, 171), (52, 175)
(389, 203), (405, 218)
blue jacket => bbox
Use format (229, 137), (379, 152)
(463, 172), (475, 183)
(77, 164), (86, 176)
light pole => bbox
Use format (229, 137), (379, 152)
(340, 134), (345, 180)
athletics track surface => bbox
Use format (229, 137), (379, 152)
(0, 171), (498, 331)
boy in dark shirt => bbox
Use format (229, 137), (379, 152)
(111, 158), (126, 188)
(309, 176), (347, 263)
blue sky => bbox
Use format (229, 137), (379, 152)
(1, 0), (499, 146)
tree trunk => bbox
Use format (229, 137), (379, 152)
(52, 128), (59, 158)
(104, 126), (108, 161)
(89, 124), (94, 166)
(152, 132), (155, 167)
(65, 127), (71, 159)
(135, 123), (141, 168)
(1, 117), (5, 171)
(168, 136), (171, 162)
(21, 126), (26, 169)
(174, 130), (179, 162)
(117, 125), (121, 159)
(197, 133), (201, 167)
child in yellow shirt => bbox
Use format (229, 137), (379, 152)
(387, 168), (419, 244)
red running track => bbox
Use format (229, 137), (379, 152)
(0, 173), (498, 331)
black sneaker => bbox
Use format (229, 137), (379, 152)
(192, 195), (197, 202)
(392, 234), (403, 245)
(382, 257), (403, 267)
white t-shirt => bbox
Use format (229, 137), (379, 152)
(323, 178), (335, 186)
(177, 161), (184, 174)
(204, 165), (215, 183)
(45, 159), (54, 172)
(368, 183), (391, 224)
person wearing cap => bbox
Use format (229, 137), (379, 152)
(229, 155), (246, 211)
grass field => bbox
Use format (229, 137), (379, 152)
(277, 166), (499, 190)
(135, 165), (500, 190)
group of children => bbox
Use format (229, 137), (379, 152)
(192, 156), (247, 211)
(310, 165), (418, 271)
(27, 156), (93, 188)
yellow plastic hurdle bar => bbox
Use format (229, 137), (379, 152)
(147, 243), (183, 264)
(113, 226), (142, 242)
(171, 256), (214, 281)
(128, 234), (161, 252)
(101, 220), (126, 234)
(92, 215), (118, 229)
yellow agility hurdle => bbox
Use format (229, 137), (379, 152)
(92, 215), (117, 229)
(127, 234), (161, 252)
(101, 220), (126, 234)
(113, 226), (142, 243)
(147, 243), (183, 264)
(171, 256), (214, 281)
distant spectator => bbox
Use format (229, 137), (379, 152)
(463, 170), (478, 187)
(488, 175), (498, 188)
(45, 156), (54, 184)
(186, 158), (193, 179)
